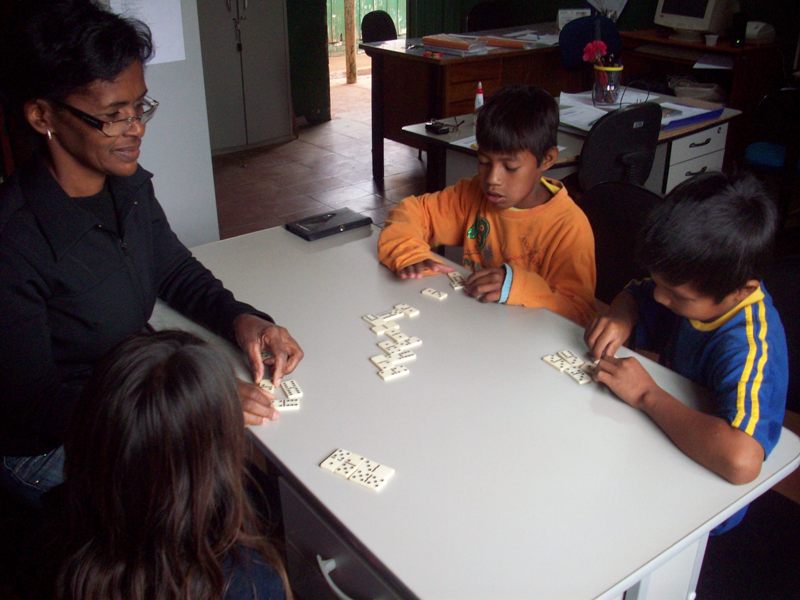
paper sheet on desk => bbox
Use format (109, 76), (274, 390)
(693, 54), (734, 70)
(560, 89), (661, 108)
(451, 135), (565, 154)
(503, 30), (559, 46)
(659, 101), (720, 127)
(558, 104), (608, 132)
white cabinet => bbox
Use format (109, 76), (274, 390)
(647, 123), (729, 194)
(197, 0), (294, 153)
(279, 478), (405, 600)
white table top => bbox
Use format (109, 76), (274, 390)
(151, 226), (800, 600)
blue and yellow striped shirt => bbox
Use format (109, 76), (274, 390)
(627, 279), (788, 457)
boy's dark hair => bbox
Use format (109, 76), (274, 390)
(637, 171), (777, 302)
(0, 0), (153, 113)
(475, 85), (558, 162)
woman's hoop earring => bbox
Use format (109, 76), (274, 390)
(46, 129), (53, 141)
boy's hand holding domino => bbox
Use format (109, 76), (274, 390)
(594, 356), (659, 410)
(397, 259), (454, 279)
(464, 267), (505, 303)
(584, 292), (638, 359)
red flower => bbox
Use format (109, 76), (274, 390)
(582, 40), (608, 64)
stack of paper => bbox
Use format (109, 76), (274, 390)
(558, 103), (609, 132)
(659, 101), (724, 130)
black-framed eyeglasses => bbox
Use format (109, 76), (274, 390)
(51, 96), (159, 137)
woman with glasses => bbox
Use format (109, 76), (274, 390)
(0, 1), (303, 510)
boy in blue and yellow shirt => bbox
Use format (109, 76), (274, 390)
(585, 172), (787, 531)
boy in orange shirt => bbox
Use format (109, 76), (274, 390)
(377, 85), (596, 326)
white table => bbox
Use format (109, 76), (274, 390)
(151, 226), (800, 600)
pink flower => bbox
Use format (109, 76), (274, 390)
(582, 40), (608, 64)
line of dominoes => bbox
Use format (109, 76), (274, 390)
(362, 304), (424, 381)
(319, 448), (395, 492)
(541, 349), (597, 385)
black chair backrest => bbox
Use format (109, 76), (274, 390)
(559, 15), (621, 70)
(762, 254), (800, 412)
(361, 10), (397, 43)
(578, 181), (663, 305)
(465, 0), (527, 32)
(578, 102), (662, 192)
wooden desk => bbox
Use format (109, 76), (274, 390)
(620, 29), (783, 160)
(360, 23), (581, 188)
(404, 97), (741, 194)
(150, 226), (800, 600)
(620, 30), (783, 114)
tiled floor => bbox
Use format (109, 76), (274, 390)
(213, 72), (426, 240)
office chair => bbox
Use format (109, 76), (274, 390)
(360, 10), (397, 44)
(559, 15), (621, 70)
(577, 181), (663, 305)
(576, 102), (662, 193)
(744, 88), (800, 225)
(464, 0), (527, 32)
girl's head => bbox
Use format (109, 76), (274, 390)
(1, 1), (155, 193)
(64, 330), (246, 551)
(59, 330), (290, 599)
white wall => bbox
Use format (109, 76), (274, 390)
(137, 0), (220, 247)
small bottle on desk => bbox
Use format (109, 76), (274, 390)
(474, 81), (484, 112)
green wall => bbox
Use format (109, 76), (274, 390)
(287, 0), (331, 124)
(407, 0), (661, 37)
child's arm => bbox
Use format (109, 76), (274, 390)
(502, 218), (596, 326)
(378, 178), (476, 275)
(584, 290), (638, 359)
(595, 356), (765, 484)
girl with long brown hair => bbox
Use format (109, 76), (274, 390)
(49, 330), (291, 600)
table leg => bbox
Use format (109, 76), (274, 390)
(624, 533), (709, 600)
(370, 53), (385, 190)
(425, 145), (446, 192)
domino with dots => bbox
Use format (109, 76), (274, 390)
(280, 379), (303, 400)
(320, 448), (395, 491)
(421, 287), (448, 301)
(447, 271), (466, 290)
(377, 364), (410, 382)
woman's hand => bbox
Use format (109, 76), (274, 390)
(233, 313), (304, 386)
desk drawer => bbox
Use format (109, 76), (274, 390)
(665, 149), (724, 192)
(279, 478), (403, 600)
(669, 123), (727, 165)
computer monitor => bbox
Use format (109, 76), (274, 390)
(654, 0), (734, 43)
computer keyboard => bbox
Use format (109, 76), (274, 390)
(635, 43), (705, 62)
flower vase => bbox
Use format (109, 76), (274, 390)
(593, 65), (623, 105)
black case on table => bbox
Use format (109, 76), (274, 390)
(284, 208), (373, 241)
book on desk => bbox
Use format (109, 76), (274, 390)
(421, 34), (487, 56)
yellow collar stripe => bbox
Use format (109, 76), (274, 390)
(690, 286), (765, 332)
(508, 178), (561, 212)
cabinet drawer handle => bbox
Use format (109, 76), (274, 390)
(689, 138), (711, 148)
(316, 554), (358, 600)
(685, 166), (708, 177)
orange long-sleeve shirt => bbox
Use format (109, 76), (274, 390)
(378, 175), (597, 326)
